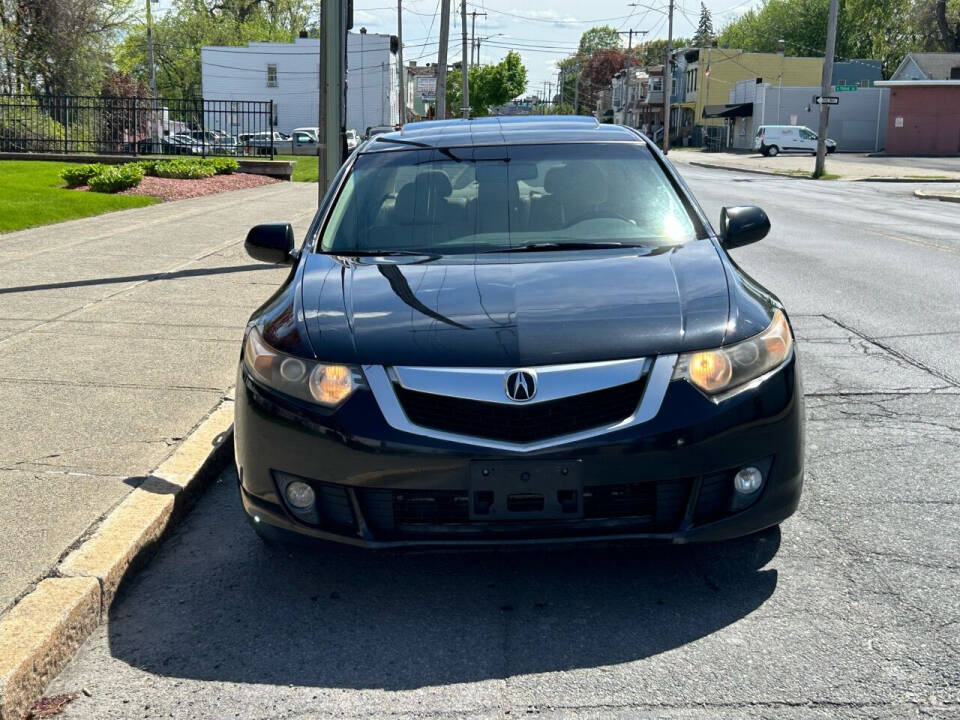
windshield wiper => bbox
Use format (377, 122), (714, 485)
(372, 136), (461, 162)
(484, 241), (646, 253)
(331, 249), (436, 257)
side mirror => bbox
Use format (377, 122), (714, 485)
(720, 206), (770, 249)
(245, 223), (295, 264)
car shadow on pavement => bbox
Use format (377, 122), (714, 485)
(0, 263), (278, 295)
(104, 469), (779, 690)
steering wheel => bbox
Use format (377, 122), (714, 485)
(562, 211), (634, 228)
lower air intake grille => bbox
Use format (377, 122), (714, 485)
(359, 488), (469, 535)
(393, 377), (647, 443)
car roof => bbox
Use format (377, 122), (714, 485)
(359, 116), (642, 152)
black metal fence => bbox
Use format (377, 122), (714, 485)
(0, 95), (276, 158)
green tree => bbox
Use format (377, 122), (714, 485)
(578, 25), (622, 55)
(1, 0), (132, 95)
(115, 0), (319, 98)
(446, 50), (527, 117)
(693, 2), (716, 46)
(715, 0), (944, 76)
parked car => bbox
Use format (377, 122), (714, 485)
(137, 135), (204, 156)
(365, 124), (399, 140)
(345, 128), (360, 150)
(755, 125), (836, 156)
(174, 130), (239, 155)
(235, 116), (804, 549)
(239, 131), (292, 155)
(291, 127), (321, 155)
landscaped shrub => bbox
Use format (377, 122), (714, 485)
(138, 159), (162, 177)
(60, 164), (105, 188)
(154, 159), (216, 179)
(208, 157), (239, 175)
(87, 163), (144, 193)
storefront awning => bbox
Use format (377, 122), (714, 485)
(702, 103), (753, 118)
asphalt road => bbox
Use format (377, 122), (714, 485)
(47, 170), (960, 719)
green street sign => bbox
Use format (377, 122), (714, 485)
(835, 85), (858, 91)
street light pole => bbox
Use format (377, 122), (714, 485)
(460, 0), (469, 118)
(814, 0), (839, 178)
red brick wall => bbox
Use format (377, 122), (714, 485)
(885, 86), (960, 155)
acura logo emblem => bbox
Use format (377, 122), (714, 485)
(505, 369), (537, 402)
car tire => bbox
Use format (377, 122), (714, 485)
(767, 145), (780, 157)
(827, 146), (836, 154)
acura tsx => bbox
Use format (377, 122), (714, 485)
(234, 116), (804, 548)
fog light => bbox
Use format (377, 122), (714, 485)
(734, 466), (763, 494)
(285, 480), (316, 509)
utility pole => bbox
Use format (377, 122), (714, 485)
(470, 11), (486, 67)
(662, 0), (674, 153)
(145, 0), (157, 97)
(145, 0), (159, 145)
(573, 65), (580, 114)
(814, 0), (839, 178)
(319, 0), (349, 197)
(460, 0), (469, 117)
(436, 0), (451, 118)
(618, 29), (647, 71)
(618, 29), (647, 127)
(397, 0), (406, 126)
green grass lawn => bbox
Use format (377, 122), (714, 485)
(274, 155), (318, 183)
(0, 160), (159, 233)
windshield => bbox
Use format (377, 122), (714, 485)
(319, 143), (701, 255)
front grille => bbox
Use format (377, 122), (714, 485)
(694, 471), (734, 524)
(359, 488), (469, 535)
(393, 377), (647, 443)
(584, 477), (691, 530)
(357, 476), (692, 540)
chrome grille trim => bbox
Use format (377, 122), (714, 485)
(390, 357), (650, 405)
(364, 355), (678, 453)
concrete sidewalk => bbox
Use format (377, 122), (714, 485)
(668, 148), (960, 181)
(0, 183), (316, 615)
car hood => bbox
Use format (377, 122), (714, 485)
(300, 241), (735, 367)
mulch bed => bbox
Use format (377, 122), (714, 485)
(77, 172), (280, 202)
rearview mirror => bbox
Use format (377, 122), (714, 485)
(720, 206), (770, 249)
(245, 223), (295, 264)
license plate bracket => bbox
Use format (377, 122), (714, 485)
(468, 460), (583, 520)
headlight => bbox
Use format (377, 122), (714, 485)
(243, 327), (358, 407)
(673, 310), (793, 400)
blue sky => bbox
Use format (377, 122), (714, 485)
(352, 0), (763, 94)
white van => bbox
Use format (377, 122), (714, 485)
(754, 125), (837, 156)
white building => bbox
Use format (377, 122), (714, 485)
(724, 78), (889, 152)
(201, 33), (400, 136)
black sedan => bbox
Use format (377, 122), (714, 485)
(235, 116), (803, 548)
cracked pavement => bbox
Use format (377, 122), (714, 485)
(0, 183), (317, 613)
(42, 168), (960, 718)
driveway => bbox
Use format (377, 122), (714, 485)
(0, 183), (315, 614)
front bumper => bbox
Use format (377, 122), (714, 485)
(234, 356), (804, 548)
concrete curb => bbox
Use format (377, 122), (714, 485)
(914, 189), (960, 202)
(685, 160), (782, 178)
(0, 399), (235, 720)
(680, 159), (960, 183)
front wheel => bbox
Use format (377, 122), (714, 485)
(827, 146), (836, 154)
(767, 145), (780, 157)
